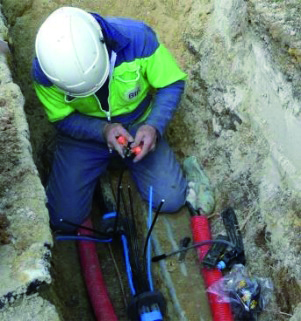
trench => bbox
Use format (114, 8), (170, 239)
(0, 1), (212, 320)
(36, 170), (183, 321)
(0, 8), (212, 320)
(1, 0), (301, 321)
(38, 175), (138, 321)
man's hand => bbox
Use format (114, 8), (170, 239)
(104, 123), (134, 158)
(131, 124), (157, 163)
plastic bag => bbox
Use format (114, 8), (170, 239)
(207, 264), (273, 321)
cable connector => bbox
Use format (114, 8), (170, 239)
(202, 234), (229, 268)
(140, 304), (163, 321)
(127, 291), (166, 321)
(117, 135), (142, 158)
(217, 247), (245, 270)
(215, 208), (246, 270)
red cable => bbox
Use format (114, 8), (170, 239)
(191, 215), (234, 321)
(78, 218), (118, 321)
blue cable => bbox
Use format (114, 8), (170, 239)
(102, 211), (137, 295)
(147, 186), (154, 291)
(57, 212), (118, 243)
(102, 212), (117, 220)
(121, 234), (136, 296)
(55, 235), (112, 242)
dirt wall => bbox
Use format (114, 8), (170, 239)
(0, 3), (57, 320)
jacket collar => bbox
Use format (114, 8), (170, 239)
(90, 13), (130, 53)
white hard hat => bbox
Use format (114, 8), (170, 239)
(35, 7), (109, 97)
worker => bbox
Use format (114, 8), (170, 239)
(32, 7), (187, 231)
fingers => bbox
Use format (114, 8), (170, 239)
(132, 126), (157, 163)
(131, 129), (144, 148)
(120, 128), (134, 143)
(114, 126), (134, 144)
(104, 123), (133, 158)
(133, 143), (148, 163)
(107, 139), (124, 157)
(112, 140), (125, 157)
(104, 123), (157, 162)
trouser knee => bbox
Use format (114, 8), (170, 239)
(150, 182), (187, 213)
(46, 187), (93, 233)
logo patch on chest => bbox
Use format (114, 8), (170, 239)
(125, 86), (141, 101)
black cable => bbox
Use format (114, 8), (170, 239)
(128, 185), (140, 260)
(185, 201), (198, 216)
(59, 218), (112, 237)
(113, 170), (124, 235)
(127, 185), (147, 292)
(111, 170), (143, 291)
(152, 239), (235, 262)
(142, 200), (165, 274)
(121, 185), (144, 292)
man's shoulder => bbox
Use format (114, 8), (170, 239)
(106, 17), (159, 58)
(32, 57), (53, 86)
(106, 17), (153, 36)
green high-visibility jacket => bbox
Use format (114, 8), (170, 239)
(32, 14), (187, 137)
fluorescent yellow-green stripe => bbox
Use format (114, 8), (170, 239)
(34, 43), (187, 123)
(140, 44), (187, 87)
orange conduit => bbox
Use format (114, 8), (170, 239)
(191, 214), (234, 321)
(78, 218), (118, 321)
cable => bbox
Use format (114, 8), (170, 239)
(121, 235), (136, 296)
(152, 239), (235, 262)
(108, 243), (128, 309)
(128, 185), (140, 271)
(55, 235), (113, 242)
(112, 172), (143, 294)
(59, 218), (112, 237)
(143, 187), (164, 292)
(146, 186), (153, 291)
(143, 199), (165, 277)
(113, 169), (124, 235)
(128, 184), (147, 292)
(121, 186), (144, 293)
(147, 199), (164, 292)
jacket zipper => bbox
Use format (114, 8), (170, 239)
(107, 51), (117, 121)
(64, 51), (117, 122)
(94, 95), (111, 121)
(94, 50), (117, 122)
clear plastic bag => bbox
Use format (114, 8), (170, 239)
(207, 264), (273, 321)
